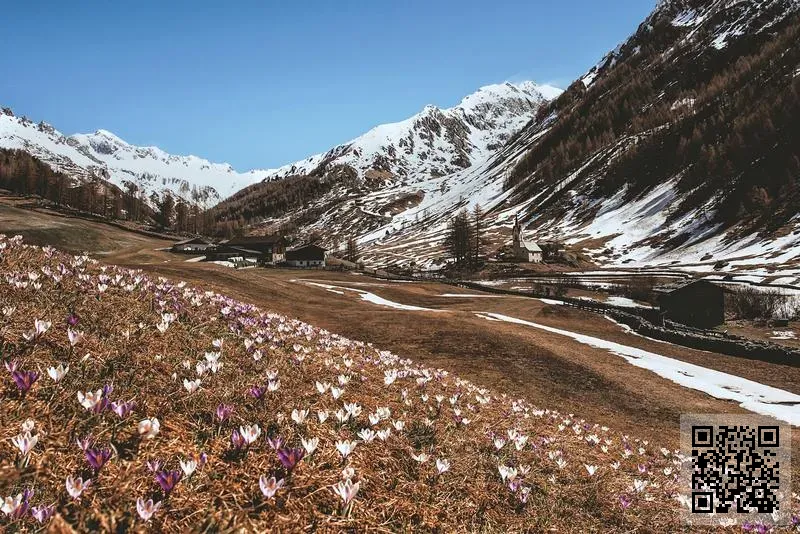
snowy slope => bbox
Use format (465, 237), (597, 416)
(0, 112), (268, 207)
(306, 0), (800, 273)
(0, 81), (559, 209)
(257, 82), (561, 183)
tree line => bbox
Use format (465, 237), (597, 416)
(443, 205), (486, 270)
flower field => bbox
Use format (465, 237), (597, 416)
(1, 234), (797, 532)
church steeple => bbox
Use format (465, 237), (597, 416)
(513, 215), (521, 247)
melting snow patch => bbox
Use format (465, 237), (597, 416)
(297, 281), (439, 312)
(474, 312), (800, 426)
(771, 331), (796, 340)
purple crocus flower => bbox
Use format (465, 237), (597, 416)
(248, 385), (267, 400)
(85, 447), (112, 472)
(155, 470), (182, 494)
(76, 436), (93, 451)
(4, 359), (18, 373)
(277, 447), (305, 471)
(111, 400), (136, 418)
(66, 313), (80, 327)
(198, 452), (208, 468)
(230, 429), (246, 450)
(8, 488), (34, 519)
(146, 459), (163, 473)
(12, 370), (38, 394)
(619, 494), (632, 510)
(31, 503), (55, 524)
(102, 383), (114, 397)
(266, 436), (283, 450)
(215, 403), (233, 422)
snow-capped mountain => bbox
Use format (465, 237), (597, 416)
(245, 0), (800, 278)
(0, 81), (559, 209)
(0, 110), (267, 207)
(257, 82), (562, 183)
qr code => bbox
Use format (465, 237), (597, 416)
(680, 414), (792, 527)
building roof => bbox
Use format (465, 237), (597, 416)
(172, 236), (212, 246)
(223, 235), (284, 246)
(654, 279), (729, 295)
(519, 237), (542, 253)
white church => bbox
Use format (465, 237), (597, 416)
(512, 216), (543, 263)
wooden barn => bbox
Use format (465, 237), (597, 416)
(220, 235), (286, 264)
(656, 280), (726, 328)
(285, 244), (327, 268)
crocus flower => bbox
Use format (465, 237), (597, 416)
(267, 436), (283, 450)
(11, 431), (38, 456)
(335, 440), (357, 459)
(111, 400), (135, 418)
(585, 464), (598, 476)
(436, 458), (450, 474)
(215, 403), (233, 422)
(155, 470), (182, 494)
(31, 503), (55, 524)
(85, 447), (112, 472)
(230, 429), (246, 449)
(179, 458), (197, 477)
(47, 363), (69, 382)
(66, 313), (80, 327)
(291, 408), (309, 425)
(619, 494), (632, 509)
(239, 424), (261, 445)
(277, 447), (305, 471)
(12, 370), (38, 394)
(248, 385), (267, 400)
(146, 459), (163, 472)
(35, 319), (51, 337)
(1, 493), (24, 518)
(301, 437), (319, 455)
(77, 389), (104, 411)
(332, 479), (360, 505)
(411, 452), (430, 464)
(66, 475), (91, 499)
(136, 498), (162, 521)
(183, 378), (201, 393)
(357, 429), (376, 443)
(138, 418), (160, 439)
(67, 328), (84, 347)
(259, 475), (285, 499)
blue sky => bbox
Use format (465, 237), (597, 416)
(2, 1), (655, 170)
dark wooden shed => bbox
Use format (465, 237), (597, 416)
(656, 280), (726, 329)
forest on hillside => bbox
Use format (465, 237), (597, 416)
(507, 6), (800, 234)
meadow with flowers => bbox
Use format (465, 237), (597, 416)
(1, 233), (798, 532)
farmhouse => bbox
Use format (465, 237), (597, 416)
(656, 280), (726, 328)
(204, 244), (262, 263)
(512, 216), (542, 263)
(285, 243), (327, 268)
(220, 235), (286, 264)
(170, 237), (214, 254)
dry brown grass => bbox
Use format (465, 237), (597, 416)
(1, 237), (797, 532)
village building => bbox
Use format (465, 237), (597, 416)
(220, 235), (286, 264)
(204, 244), (263, 264)
(512, 216), (542, 263)
(655, 279), (727, 328)
(285, 243), (327, 268)
(170, 237), (214, 254)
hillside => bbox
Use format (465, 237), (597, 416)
(0, 235), (700, 531)
(208, 0), (800, 274)
(0, 110), (267, 208)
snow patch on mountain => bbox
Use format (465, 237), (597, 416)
(257, 81), (562, 183)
